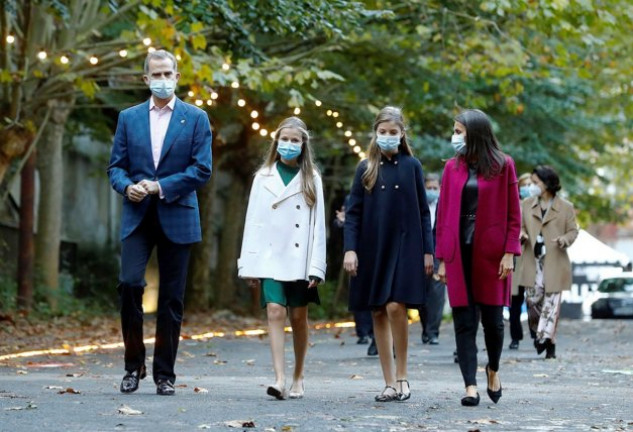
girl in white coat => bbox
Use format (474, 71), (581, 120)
(238, 116), (326, 400)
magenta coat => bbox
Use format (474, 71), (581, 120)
(436, 156), (521, 307)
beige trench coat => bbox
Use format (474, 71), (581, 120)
(516, 196), (579, 293)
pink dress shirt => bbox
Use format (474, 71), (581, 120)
(149, 96), (175, 197)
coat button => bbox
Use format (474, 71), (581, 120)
(296, 205), (300, 209)
(394, 185), (399, 189)
(295, 243), (299, 247)
(380, 161), (384, 165)
(295, 224), (299, 228)
(394, 160), (398, 165)
(272, 204), (278, 209)
(381, 185), (386, 190)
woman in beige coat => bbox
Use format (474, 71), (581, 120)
(517, 165), (578, 359)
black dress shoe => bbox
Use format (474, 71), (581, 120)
(357, 336), (369, 345)
(156, 379), (175, 396)
(461, 393), (480, 406)
(421, 335), (430, 344)
(120, 365), (146, 393)
(535, 339), (547, 355)
(485, 365), (502, 404)
(545, 342), (556, 359)
(367, 338), (378, 356)
(509, 340), (519, 350)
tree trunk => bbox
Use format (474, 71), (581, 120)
(213, 173), (248, 310)
(17, 150), (36, 312)
(34, 97), (74, 311)
(185, 172), (216, 311)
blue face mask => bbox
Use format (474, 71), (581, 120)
(376, 135), (400, 152)
(277, 140), (302, 160)
(451, 134), (466, 154)
(149, 79), (176, 100)
(519, 185), (531, 200)
(426, 189), (439, 203)
(528, 183), (542, 197)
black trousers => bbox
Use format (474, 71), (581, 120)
(453, 243), (504, 387)
(118, 199), (192, 384)
(509, 286), (526, 342)
(419, 269), (446, 340)
(354, 310), (373, 338)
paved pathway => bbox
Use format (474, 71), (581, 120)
(1, 318), (632, 431)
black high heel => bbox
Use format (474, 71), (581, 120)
(461, 392), (480, 406)
(485, 365), (502, 404)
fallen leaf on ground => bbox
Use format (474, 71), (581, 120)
(468, 419), (499, 425)
(198, 425), (212, 429)
(225, 420), (255, 428)
(58, 388), (81, 394)
(118, 405), (143, 416)
(194, 387), (208, 393)
(281, 426), (295, 432)
(5, 402), (37, 411)
(66, 373), (84, 377)
(245, 359), (255, 366)
(176, 384), (188, 388)
(205, 352), (217, 357)
(214, 360), (227, 365)
(44, 385), (64, 390)
(350, 374), (364, 380)
(533, 373), (549, 378)
(16, 370), (27, 375)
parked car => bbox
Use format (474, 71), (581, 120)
(590, 272), (633, 319)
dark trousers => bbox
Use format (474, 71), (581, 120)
(419, 272), (446, 340)
(509, 286), (526, 342)
(453, 243), (504, 387)
(354, 310), (373, 338)
(118, 199), (192, 384)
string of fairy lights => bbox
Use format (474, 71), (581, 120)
(4, 33), (366, 160)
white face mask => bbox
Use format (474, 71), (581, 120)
(528, 183), (542, 197)
(451, 134), (466, 154)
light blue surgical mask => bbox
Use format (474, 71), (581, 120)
(149, 79), (176, 100)
(528, 183), (542, 197)
(376, 135), (400, 152)
(277, 140), (302, 160)
(519, 185), (531, 200)
(451, 134), (466, 154)
(426, 189), (439, 203)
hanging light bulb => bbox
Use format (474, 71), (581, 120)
(326, 110), (332, 116)
(176, 54), (182, 61)
(344, 131), (352, 137)
(89, 56), (99, 65)
(187, 90), (195, 97)
(353, 145), (361, 153)
(315, 100), (322, 107)
(60, 55), (69, 65)
(211, 92), (219, 100)
(332, 111), (339, 118)
(143, 38), (152, 46)
(6, 35), (15, 44)
(252, 122), (260, 130)
(336, 122), (343, 128)
(206, 100), (212, 106)
(359, 152), (366, 159)
(348, 138), (357, 146)
(260, 129), (268, 136)
(37, 50), (47, 60)
(222, 63), (230, 71)
(119, 49), (128, 58)
(237, 99), (246, 107)
(250, 110), (259, 119)
(293, 107), (301, 115)
(231, 81), (239, 88)
(195, 99), (203, 106)
(147, 47), (156, 53)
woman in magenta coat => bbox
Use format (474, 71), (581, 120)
(436, 109), (521, 407)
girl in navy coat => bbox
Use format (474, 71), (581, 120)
(344, 106), (434, 402)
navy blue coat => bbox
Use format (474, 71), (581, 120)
(344, 153), (434, 311)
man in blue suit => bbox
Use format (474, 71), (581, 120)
(108, 50), (212, 396)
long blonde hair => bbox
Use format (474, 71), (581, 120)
(261, 116), (319, 207)
(362, 106), (414, 191)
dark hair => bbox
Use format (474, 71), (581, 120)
(532, 165), (561, 195)
(454, 109), (506, 178)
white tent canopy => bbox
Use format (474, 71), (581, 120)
(567, 229), (630, 267)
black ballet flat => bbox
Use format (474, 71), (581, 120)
(485, 365), (502, 404)
(461, 393), (480, 406)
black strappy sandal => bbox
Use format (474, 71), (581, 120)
(374, 385), (398, 402)
(396, 379), (411, 401)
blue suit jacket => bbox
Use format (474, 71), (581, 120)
(108, 98), (212, 244)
